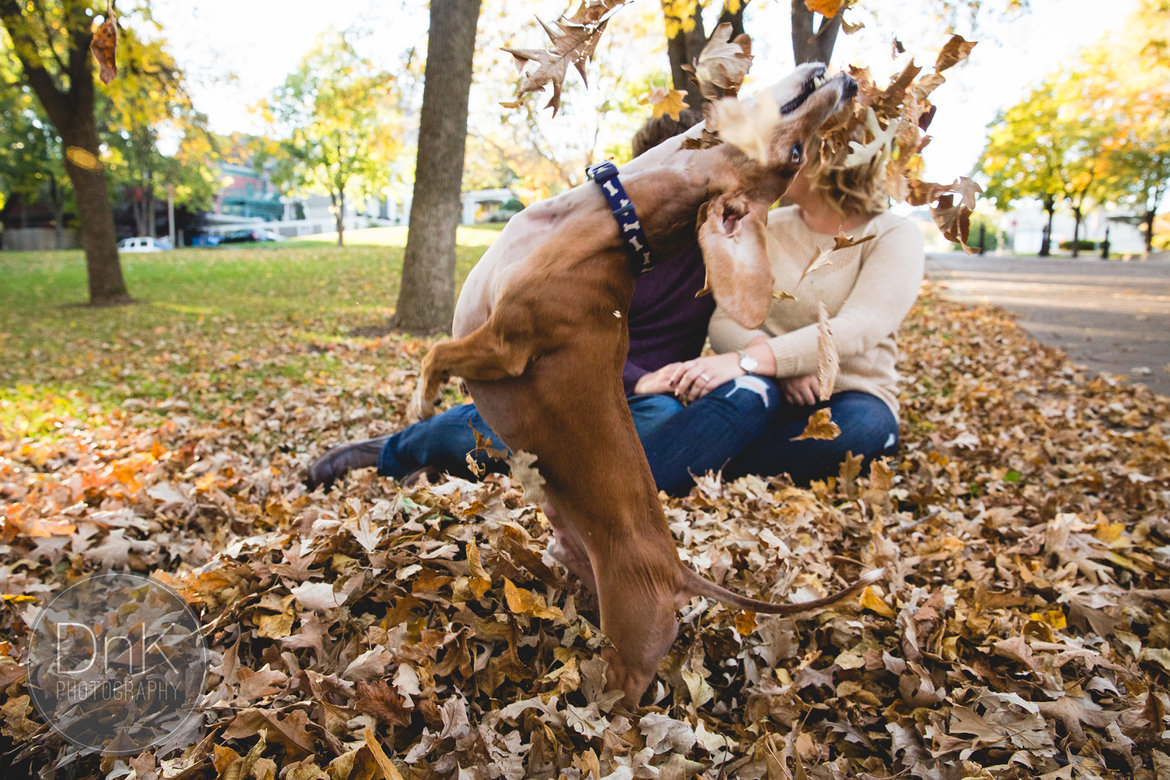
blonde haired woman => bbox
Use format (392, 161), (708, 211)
(636, 133), (925, 493)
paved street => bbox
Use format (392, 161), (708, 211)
(926, 252), (1170, 397)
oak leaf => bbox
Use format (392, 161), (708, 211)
(936, 34), (977, 73)
(816, 301), (838, 402)
(794, 408), (840, 441)
(90, 2), (118, 85)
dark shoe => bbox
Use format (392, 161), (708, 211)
(306, 435), (391, 491)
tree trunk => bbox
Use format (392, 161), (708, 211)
(393, 0), (481, 334)
(662, 2), (750, 110)
(791, 0), (843, 65)
(336, 189), (346, 248)
(1, 2), (131, 305)
(1071, 205), (1082, 258)
(1144, 209), (1155, 253)
(61, 116), (130, 303)
(1040, 197), (1055, 257)
(663, 1), (707, 110)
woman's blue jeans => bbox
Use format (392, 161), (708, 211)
(377, 380), (898, 494)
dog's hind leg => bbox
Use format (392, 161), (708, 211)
(408, 323), (534, 421)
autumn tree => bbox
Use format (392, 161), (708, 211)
(980, 0), (1170, 256)
(393, 0), (481, 334)
(0, 0), (129, 304)
(1097, 0), (1170, 252)
(260, 29), (399, 248)
(101, 27), (216, 238)
(979, 79), (1070, 256)
(0, 48), (71, 246)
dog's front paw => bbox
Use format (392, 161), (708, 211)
(407, 382), (438, 422)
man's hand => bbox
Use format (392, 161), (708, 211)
(633, 365), (679, 395)
(780, 374), (821, 406)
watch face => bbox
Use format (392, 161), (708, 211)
(739, 352), (758, 372)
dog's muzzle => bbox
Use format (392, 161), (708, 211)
(781, 68), (857, 114)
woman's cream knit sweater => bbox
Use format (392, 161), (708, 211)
(708, 206), (925, 415)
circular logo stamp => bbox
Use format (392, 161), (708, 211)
(25, 572), (208, 755)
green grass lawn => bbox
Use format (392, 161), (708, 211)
(0, 228), (496, 439)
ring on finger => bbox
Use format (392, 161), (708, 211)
(700, 373), (711, 382)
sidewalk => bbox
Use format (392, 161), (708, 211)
(925, 252), (1170, 396)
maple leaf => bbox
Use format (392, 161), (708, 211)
(641, 86), (689, 120)
(502, 1), (629, 115)
(692, 22), (753, 100)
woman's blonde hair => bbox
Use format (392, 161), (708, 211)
(801, 133), (889, 218)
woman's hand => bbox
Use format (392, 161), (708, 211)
(780, 374), (821, 406)
(668, 353), (743, 402)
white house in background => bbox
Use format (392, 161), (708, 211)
(461, 188), (522, 224)
(1003, 204), (1147, 256)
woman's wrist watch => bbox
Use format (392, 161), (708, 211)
(737, 349), (758, 375)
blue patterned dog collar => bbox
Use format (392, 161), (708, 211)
(586, 160), (656, 275)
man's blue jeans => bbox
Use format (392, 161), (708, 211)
(375, 393), (689, 480)
(377, 380), (897, 494)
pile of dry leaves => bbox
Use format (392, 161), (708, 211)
(2, 285), (1168, 779)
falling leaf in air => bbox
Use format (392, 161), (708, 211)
(816, 301), (838, 401)
(66, 147), (102, 172)
(805, 0), (844, 17)
(502, 0), (629, 115)
(691, 22), (753, 100)
(90, 1), (118, 85)
(641, 86), (689, 120)
(794, 407), (840, 441)
(936, 34), (977, 73)
(832, 230), (876, 251)
(507, 449), (547, 504)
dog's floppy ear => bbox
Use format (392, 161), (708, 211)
(698, 194), (774, 329)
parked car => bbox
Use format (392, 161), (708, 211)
(190, 233), (222, 247)
(220, 228), (282, 244)
(117, 236), (172, 253)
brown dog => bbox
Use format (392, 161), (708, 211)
(409, 63), (876, 706)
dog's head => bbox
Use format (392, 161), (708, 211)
(701, 64), (857, 328)
(712, 62), (858, 175)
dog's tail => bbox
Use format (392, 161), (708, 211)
(682, 566), (884, 615)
